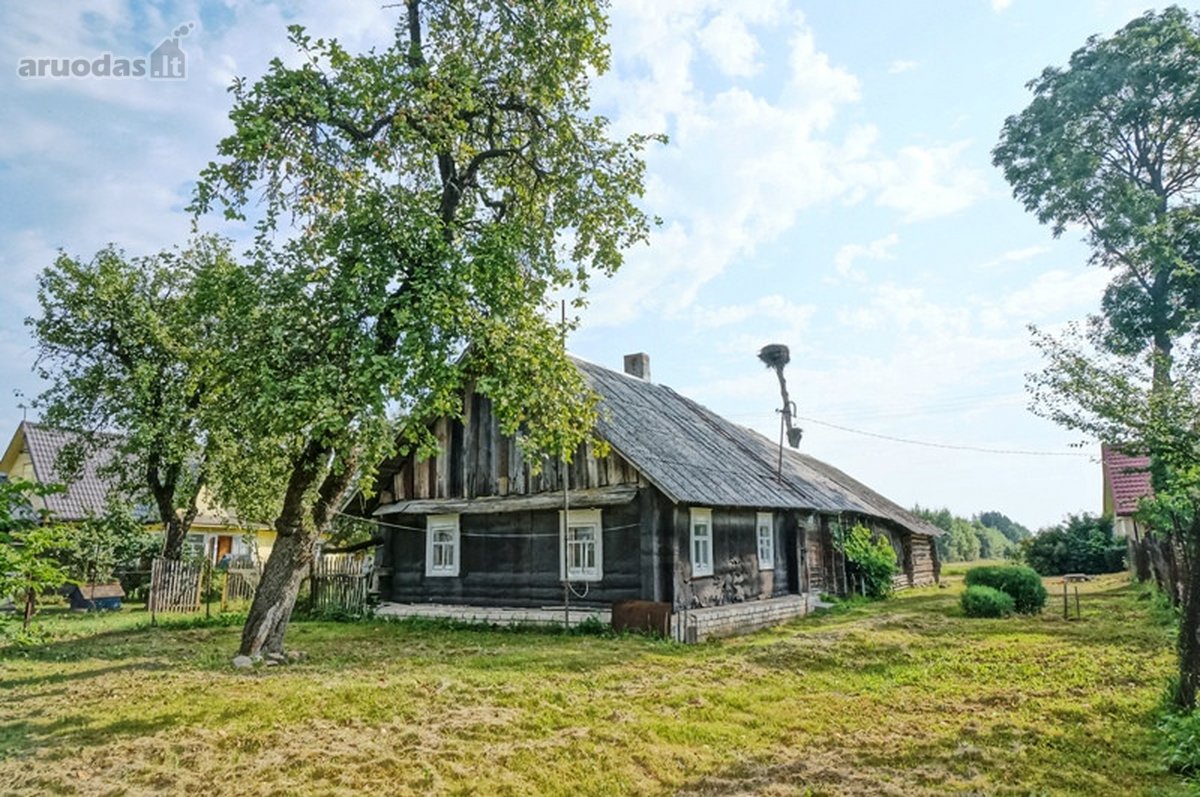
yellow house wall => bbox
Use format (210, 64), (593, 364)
(5, 450), (47, 513)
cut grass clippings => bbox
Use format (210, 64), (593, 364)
(0, 574), (1187, 796)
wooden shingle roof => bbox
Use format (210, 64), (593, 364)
(576, 358), (942, 539)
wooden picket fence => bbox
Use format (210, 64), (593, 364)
(148, 557), (203, 614)
(221, 567), (260, 609)
(309, 553), (371, 613)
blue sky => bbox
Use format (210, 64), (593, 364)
(1, 0), (1191, 529)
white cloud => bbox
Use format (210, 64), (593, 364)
(978, 268), (1110, 330)
(693, 294), (814, 329)
(888, 59), (918, 74)
(979, 245), (1050, 269)
(873, 141), (989, 222)
(834, 233), (900, 282)
(991, 0), (1013, 11)
(584, 4), (986, 327)
(697, 14), (761, 77)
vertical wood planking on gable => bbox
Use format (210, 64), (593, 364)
(398, 463), (412, 501)
(413, 453), (431, 499)
(463, 393), (479, 498)
(476, 396), (493, 497)
(434, 418), (449, 499)
(488, 408), (501, 498)
(498, 435), (511, 496)
(511, 440), (526, 495)
(450, 420), (465, 498)
(585, 442), (599, 489)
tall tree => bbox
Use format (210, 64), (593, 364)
(28, 238), (240, 559)
(995, 7), (1200, 707)
(191, 2), (658, 657)
(993, 6), (1200, 390)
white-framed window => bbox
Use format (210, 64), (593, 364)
(425, 514), (461, 577)
(183, 533), (206, 561)
(690, 508), (713, 577)
(756, 512), (775, 571)
(559, 508), (603, 581)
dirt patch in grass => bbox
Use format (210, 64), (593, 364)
(0, 574), (1188, 796)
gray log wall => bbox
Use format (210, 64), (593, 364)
(378, 497), (647, 607)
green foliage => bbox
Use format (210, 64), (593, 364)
(0, 479), (74, 629)
(965, 565), (1048, 615)
(1158, 709), (1200, 775)
(1021, 513), (1127, 576)
(28, 237), (246, 558)
(999, 7), (1200, 711)
(978, 511), (1032, 544)
(63, 502), (158, 583)
(973, 524), (1013, 560)
(182, 2), (659, 545)
(914, 505), (1024, 562)
(994, 7), (1200, 375)
(835, 524), (898, 600)
(947, 518), (982, 562)
(961, 585), (1015, 618)
(0, 622), (53, 648)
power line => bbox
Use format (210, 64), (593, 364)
(793, 414), (1091, 458)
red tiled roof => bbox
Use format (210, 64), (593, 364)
(1102, 444), (1153, 516)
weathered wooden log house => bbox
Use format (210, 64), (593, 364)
(357, 354), (941, 641)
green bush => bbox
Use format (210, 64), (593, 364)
(961, 585), (1015, 618)
(1021, 513), (1125, 576)
(837, 524), (899, 600)
(1159, 709), (1200, 775)
(964, 565), (1048, 614)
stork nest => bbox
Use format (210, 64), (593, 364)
(757, 344), (791, 370)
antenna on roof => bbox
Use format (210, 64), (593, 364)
(757, 343), (802, 477)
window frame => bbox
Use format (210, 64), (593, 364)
(756, 511), (775, 571)
(425, 514), (461, 577)
(690, 507), (714, 578)
(558, 508), (603, 582)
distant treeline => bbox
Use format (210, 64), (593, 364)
(912, 507), (1127, 575)
(911, 507), (1031, 563)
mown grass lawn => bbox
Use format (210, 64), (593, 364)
(0, 573), (1187, 796)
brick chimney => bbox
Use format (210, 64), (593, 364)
(623, 352), (651, 381)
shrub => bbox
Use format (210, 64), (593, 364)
(961, 585), (1015, 618)
(964, 565), (1048, 614)
(1159, 709), (1200, 775)
(837, 524), (899, 600)
(1021, 513), (1125, 576)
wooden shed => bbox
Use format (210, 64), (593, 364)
(67, 582), (125, 612)
(353, 354), (942, 640)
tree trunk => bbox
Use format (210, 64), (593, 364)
(161, 517), (185, 560)
(22, 587), (35, 630)
(237, 442), (358, 657)
(1131, 535), (1151, 582)
(239, 528), (319, 656)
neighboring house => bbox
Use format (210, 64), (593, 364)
(352, 354), (942, 641)
(1101, 443), (1154, 540)
(0, 421), (275, 565)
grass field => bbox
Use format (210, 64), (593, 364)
(0, 573), (1187, 796)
